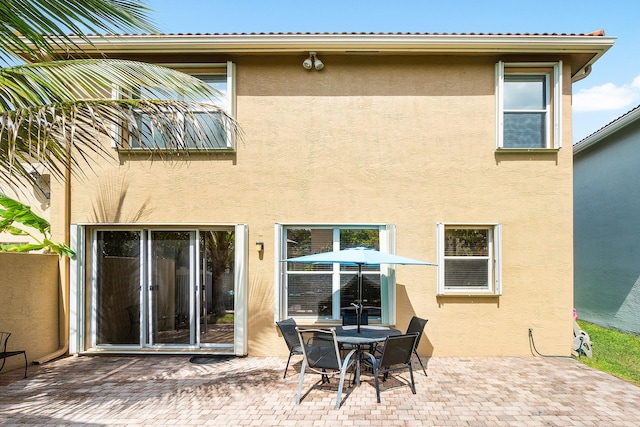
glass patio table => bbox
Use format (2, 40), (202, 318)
(334, 325), (401, 385)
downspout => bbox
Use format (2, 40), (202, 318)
(571, 64), (592, 83)
(33, 143), (71, 364)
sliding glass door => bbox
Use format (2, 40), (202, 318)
(149, 231), (193, 345)
(91, 228), (236, 350)
(199, 230), (235, 345)
(94, 230), (142, 345)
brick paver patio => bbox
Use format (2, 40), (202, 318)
(1, 354), (640, 426)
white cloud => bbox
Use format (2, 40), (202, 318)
(573, 77), (640, 113)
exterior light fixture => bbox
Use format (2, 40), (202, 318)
(256, 241), (264, 252)
(28, 166), (51, 200)
(303, 52), (324, 70)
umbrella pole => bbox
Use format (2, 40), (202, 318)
(357, 264), (363, 333)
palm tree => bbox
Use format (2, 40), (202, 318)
(0, 0), (236, 188)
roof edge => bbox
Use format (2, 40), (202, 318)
(49, 32), (616, 55)
(574, 105), (640, 155)
(23, 32), (615, 78)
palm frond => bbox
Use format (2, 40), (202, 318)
(0, 194), (75, 256)
(0, 98), (238, 185)
(0, 58), (239, 187)
(0, 59), (225, 112)
(0, 0), (157, 63)
(0, 193), (49, 235)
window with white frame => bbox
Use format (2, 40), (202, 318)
(275, 224), (396, 323)
(437, 224), (502, 295)
(123, 62), (235, 151)
(496, 61), (562, 150)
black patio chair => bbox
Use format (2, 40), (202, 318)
(364, 333), (419, 403)
(339, 308), (372, 354)
(406, 316), (428, 375)
(0, 331), (27, 378)
(375, 316), (428, 376)
(295, 327), (357, 409)
(341, 308), (369, 326)
(276, 318), (303, 378)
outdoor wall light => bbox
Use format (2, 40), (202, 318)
(303, 52), (324, 70)
(29, 166), (51, 200)
(256, 241), (264, 252)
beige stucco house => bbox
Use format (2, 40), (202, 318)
(40, 31), (614, 359)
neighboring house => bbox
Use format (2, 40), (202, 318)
(574, 105), (640, 334)
(34, 31), (613, 357)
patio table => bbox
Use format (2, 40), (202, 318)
(334, 325), (401, 385)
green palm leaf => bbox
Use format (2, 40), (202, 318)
(0, 224), (29, 236)
(0, 194), (75, 257)
(0, 241), (74, 257)
(0, 59), (225, 110)
(0, 194), (49, 233)
(0, 2), (239, 189)
(0, 59), (237, 185)
(0, 0), (157, 63)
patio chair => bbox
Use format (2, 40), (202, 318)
(295, 327), (358, 409)
(341, 307), (368, 326)
(375, 316), (428, 376)
(276, 318), (303, 378)
(0, 331), (27, 378)
(364, 333), (419, 403)
(339, 307), (369, 353)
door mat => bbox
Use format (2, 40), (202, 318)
(189, 356), (234, 364)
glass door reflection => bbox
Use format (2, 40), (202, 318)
(199, 230), (235, 345)
(149, 231), (193, 345)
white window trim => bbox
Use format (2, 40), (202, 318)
(113, 61), (236, 151)
(495, 61), (562, 151)
(436, 223), (502, 296)
(233, 223), (248, 356)
(69, 224), (85, 354)
(274, 223), (396, 325)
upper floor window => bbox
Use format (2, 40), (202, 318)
(496, 61), (562, 150)
(437, 223), (502, 296)
(122, 62), (235, 151)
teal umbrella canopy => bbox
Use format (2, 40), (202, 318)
(284, 246), (436, 266)
(285, 247), (435, 332)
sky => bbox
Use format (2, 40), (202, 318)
(147, 0), (640, 144)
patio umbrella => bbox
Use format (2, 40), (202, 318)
(285, 247), (436, 332)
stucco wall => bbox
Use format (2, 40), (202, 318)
(60, 54), (575, 357)
(0, 253), (60, 373)
(574, 118), (640, 334)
